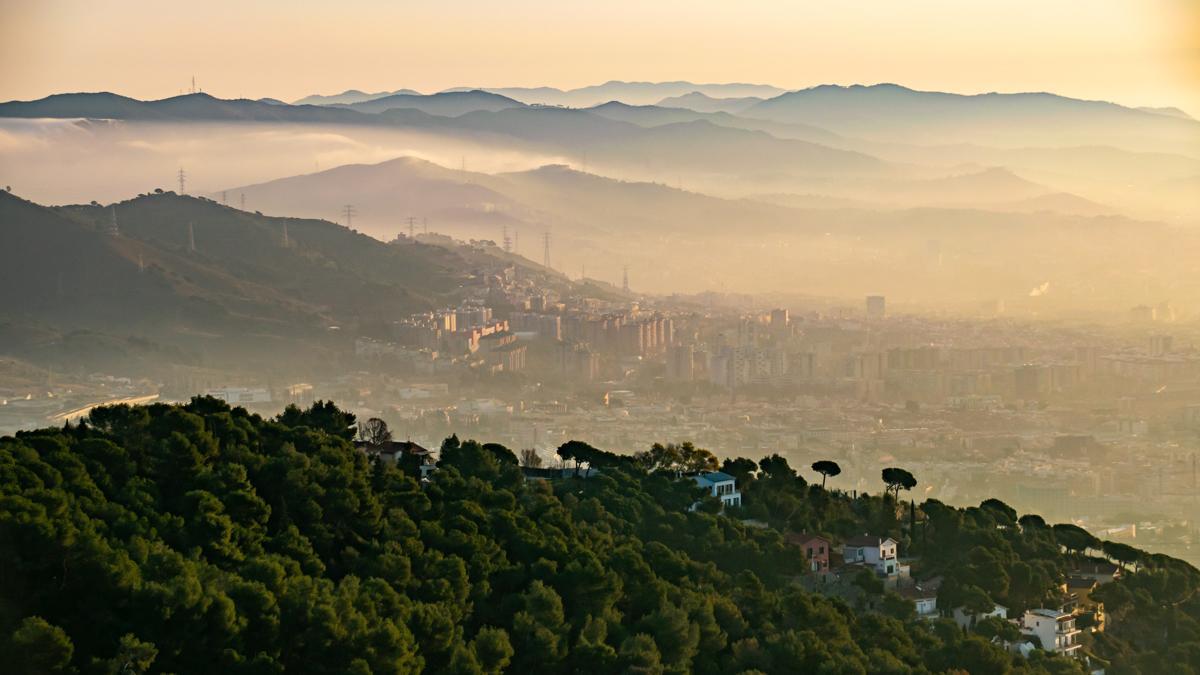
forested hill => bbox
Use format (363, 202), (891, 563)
(0, 190), (576, 374)
(2, 399), (1199, 674)
(0, 189), (468, 331)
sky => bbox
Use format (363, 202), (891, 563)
(1, 0), (1197, 114)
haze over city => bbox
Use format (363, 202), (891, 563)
(1, 1), (1199, 673)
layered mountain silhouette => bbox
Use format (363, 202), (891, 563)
(335, 90), (524, 116)
(0, 188), (580, 371)
(442, 81), (787, 107)
(0, 92), (372, 123)
(2, 85), (1194, 221)
(655, 92), (764, 113)
(743, 83), (1200, 154)
(211, 155), (1181, 307)
(0, 189), (472, 330)
(293, 88), (421, 106)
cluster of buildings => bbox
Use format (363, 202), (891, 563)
(783, 528), (1113, 663)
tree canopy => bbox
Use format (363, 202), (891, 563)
(1, 398), (1196, 674)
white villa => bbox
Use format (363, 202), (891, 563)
(1021, 608), (1083, 657)
(693, 471), (742, 508)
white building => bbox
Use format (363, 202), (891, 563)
(1021, 608), (1082, 657)
(205, 387), (271, 404)
(901, 586), (939, 617)
(953, 604), (1008, 630)
(693, 471), (742, 508)
(842, 535), (908, 578)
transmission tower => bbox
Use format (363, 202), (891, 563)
(107, 206), (119, 236)
(406, 216), (417, 238)
(542, 231), (551, 269)
(502, 225), (511, 253)
(281, 222), (290, 248)
(221, 190), (227, 205)
(342, 205), (357, 228)
(177, 168), (186, 194)
(622, 265), (630, 293)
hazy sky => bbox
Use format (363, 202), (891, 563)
(1, 0), (1197, 114)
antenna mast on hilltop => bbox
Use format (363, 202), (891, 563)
(177, 168), (187, 194)
(190, 76), (196, 94)
(542, 231), (551, 269)
(406, 216), (417, 238)
(342, 204), (357, 228)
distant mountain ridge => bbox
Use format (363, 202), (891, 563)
(743, 83), (1200, 155)
(293, 88), (422, 106)
(289, 81), (787, 108)
(654, 91), (764, 113)
(335, 90), (524, 116)
(0, 92), (374, 124)
(478, 80), (787, 107)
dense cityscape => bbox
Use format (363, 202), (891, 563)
(3, 1), (1199, 670)
(6, 238), (1198, 573)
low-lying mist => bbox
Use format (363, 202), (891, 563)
(0, 119), (573, 206)
(2, 117), (1198, 318)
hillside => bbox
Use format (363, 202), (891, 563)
(216, 157), (530, 240)
(213, 155), (1198, 303)
(0, 190), (478, 371)
(2, 397), (1198, 673)
(218, 156), (821, 245)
